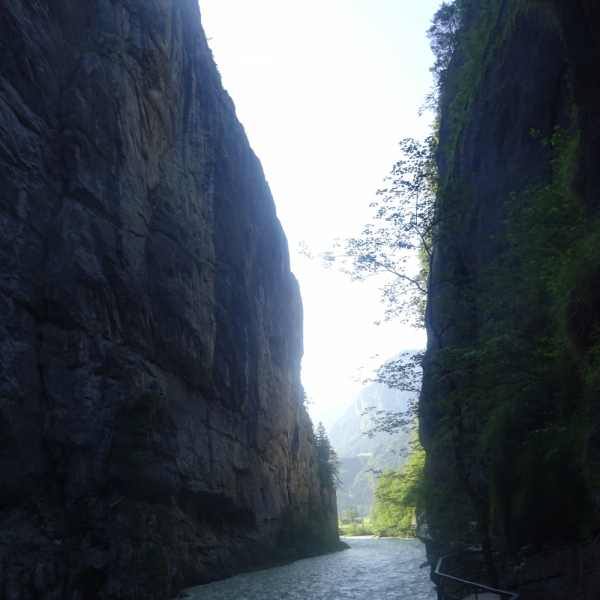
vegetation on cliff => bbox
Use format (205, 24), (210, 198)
(418, 0), (600, 588)
(279, 423), (342, 558)
(315, 422), (342, 490)
(320, 0), (600, 591)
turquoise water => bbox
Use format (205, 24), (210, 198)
(185, 538), (436, 599)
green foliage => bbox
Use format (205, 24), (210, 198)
(345, 504), (359, 523)
(337, 435), (411, 518)
(474, 125), (600, 547)
(423, 118), (600, 556)
(119, 391), (174, 439)
(435, 0), (524, 159)
(275, 424), (342, 559)
(427, 2), (462, 89)
(315, 422), (342, 489)
(368, 13), (596, 564)
(276, 426), (342, 557)
(361, 352), (423, 437)
(413, 0), (600, 569)
(310, 0), (600, 569)
(370, 441), (425, 538)
(306, 137), (436, 326)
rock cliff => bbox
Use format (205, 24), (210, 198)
(420, 0), (600, 597)
(0, 1), (337, 598)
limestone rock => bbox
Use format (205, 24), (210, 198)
(420, 1), (600, 598)
(0, 1), (337, 597)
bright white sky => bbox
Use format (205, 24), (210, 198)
(198, 0), (441, 421)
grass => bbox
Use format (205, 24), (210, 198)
(339, 517), (375, 537)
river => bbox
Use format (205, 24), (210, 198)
(184, 537), (436, 599)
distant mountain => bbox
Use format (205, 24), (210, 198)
(326, 351), (421, 518)
(328, 382), (413, 457)
(336, 435), (411, 517)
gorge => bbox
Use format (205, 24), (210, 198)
(3, 0), (600, 599)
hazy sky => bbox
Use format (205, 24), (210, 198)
(198, 0), (442, 419)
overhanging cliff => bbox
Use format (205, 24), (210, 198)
(0, 1), (337, 598)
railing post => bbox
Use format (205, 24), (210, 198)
(434, 558), (445, 600)
(435, 550), (520, 600)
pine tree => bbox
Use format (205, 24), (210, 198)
(314, 422), (342, 489)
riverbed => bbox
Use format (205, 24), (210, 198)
(184, 537), (436, 599)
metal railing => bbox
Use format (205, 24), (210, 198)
(435, 550), (519, 600)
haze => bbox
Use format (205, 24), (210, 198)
(198, 0), (441, 419)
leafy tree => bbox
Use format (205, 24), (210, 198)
(299, 103), (504, 584)
(345, 504), (359, 524)
(314, 422), (342, 490)
(361, 351), (424, 437)
(371, 441), (425, 538)
(420, 1), (464, 117)
(301, 136), (437, 327)
(427, 2), (462, 88)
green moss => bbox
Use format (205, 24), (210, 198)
(426, 116), (599, 550)
(440, 0), (526, 164)
(142, 542), (169, 590)
(413, 0), (600, 571)
(119, 392), (174, 439)
(482, 123), (600, 545)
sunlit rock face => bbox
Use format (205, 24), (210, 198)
(0, 1), (335, 597)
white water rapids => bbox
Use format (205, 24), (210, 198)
(185, 538), (436, 599)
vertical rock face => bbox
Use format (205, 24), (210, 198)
(549, 0), (600, 213)
(421, 1), (600, 598)
(0, 1), (336, 597)
(421, 6), (569, 441)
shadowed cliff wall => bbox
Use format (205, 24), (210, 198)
(0, 1), (337, 598)
(420, 0), (600, 597)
